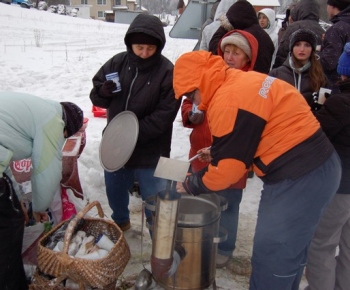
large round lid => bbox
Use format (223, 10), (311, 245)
(99, 111), (139, 172)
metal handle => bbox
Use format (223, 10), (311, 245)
(219, 196), (228, 212)
(213, 226), (228, 244)
(188, 146), (211, 162)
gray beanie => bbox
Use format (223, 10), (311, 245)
(220, 33), (252, 60)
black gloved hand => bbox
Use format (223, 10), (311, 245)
(99, 80), (117, 98)
(188, 111), (205, 125)
(311, 102), (323, 111)
(311, 92), (323, 111)
(182, 167), (210, 196)
(0, 177), (6, 196)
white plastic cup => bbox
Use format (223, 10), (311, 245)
(105, 72), (121, 93)
(318, 87), (332, 104)
(79, 251), (100, 260)
(53, 241), (64, 252)
(96, 234), (114, 251)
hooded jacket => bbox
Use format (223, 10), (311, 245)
(183, 29), (257, 170)
(269, 56), (315, 106)
(208, 0), (274, 74)
(318, 6), (350, 92)
(258, 8), (278, 69)
(0, 92), (65, 212)
(199, 0), (237, 51)
(273, 0), (324, 68)
(174, 51), (334, 191)
(314, 78), (350, 193)
(90, 14), (181, 169)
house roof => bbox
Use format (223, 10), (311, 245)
(247, 0), (280, 6)
(113, 5), (128, 10)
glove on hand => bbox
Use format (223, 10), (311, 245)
(182, 167), (210, 196)
(99, 80), (117, 98)
(311, 92), (323, 111)
(311, 102), (323, 111)
(188, 111), (205, 124)
(0, 177), (6, 196)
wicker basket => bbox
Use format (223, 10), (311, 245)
(36, 201), (130, 289)
(29, 269), (116, 290)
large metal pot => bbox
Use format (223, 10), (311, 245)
(146, 194), (227, 290)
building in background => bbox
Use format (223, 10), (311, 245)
(69, 0), (142, 21)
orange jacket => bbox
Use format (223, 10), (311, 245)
(174, 51), (321, 191)
(181, 30), (258, 187)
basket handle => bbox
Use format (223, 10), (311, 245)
(61, 201), (104, 255)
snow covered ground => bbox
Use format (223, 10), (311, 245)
(0, 4), (308, 289)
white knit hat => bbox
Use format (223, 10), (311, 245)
(220, 33), (252, 60)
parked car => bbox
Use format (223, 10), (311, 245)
(38, 1), (48, 10)
(0, 0), (12, 5)
(48, 5), (57, 13)
(57, 4), (66, 15)
(70, 7), (78, 17)
(12, 0), (33, 8)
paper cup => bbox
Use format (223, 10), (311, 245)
(105, 72), (121, 93)
(96, 234), (114, 251)
(318, 88), (332, 105)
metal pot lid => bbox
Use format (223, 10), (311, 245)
(99, 111), (139, 172)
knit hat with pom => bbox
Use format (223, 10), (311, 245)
(337, 42), (350, 76)
(61, 102), (84, 138)
(289, 28), (318, 52)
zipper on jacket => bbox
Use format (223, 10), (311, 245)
(125, 67), (138, 110)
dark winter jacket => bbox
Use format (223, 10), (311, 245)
(90, 14), (181, 169)
(208, 0), (274, 74)
(314, 78), (350, 193)
(318, 6), (350, 93)
(269, 56), (316, 107)
(273, 0), (324, 68)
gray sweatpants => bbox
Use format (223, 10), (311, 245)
(306, 194), (350, 290)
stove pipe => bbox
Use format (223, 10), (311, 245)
(150, 183), (183, 280)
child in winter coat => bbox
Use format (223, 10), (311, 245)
(305, 42), (350, 290)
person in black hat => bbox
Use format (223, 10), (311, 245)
(0, 91), (83, 290)
(317, 0), (350, 94)
(269, 28), (328, 108)
(90, 14), (181, 232)
(273, 0), (325, 69)
(305, 41), (350, 290)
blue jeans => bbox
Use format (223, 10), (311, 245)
(104, 167), (166, 224)
(216, 188), (243, 257)
(249, 152), (341, 290)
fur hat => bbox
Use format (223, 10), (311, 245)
(60, 102), (84, 138)
(289, 29), (318, 52)
(220, 32), (252, 60)
(337, 42), (350, 76)
(127, 32), (160, 47)
(327, 0), (350, 11)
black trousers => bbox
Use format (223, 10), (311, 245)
(0, 175), (28, 290)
